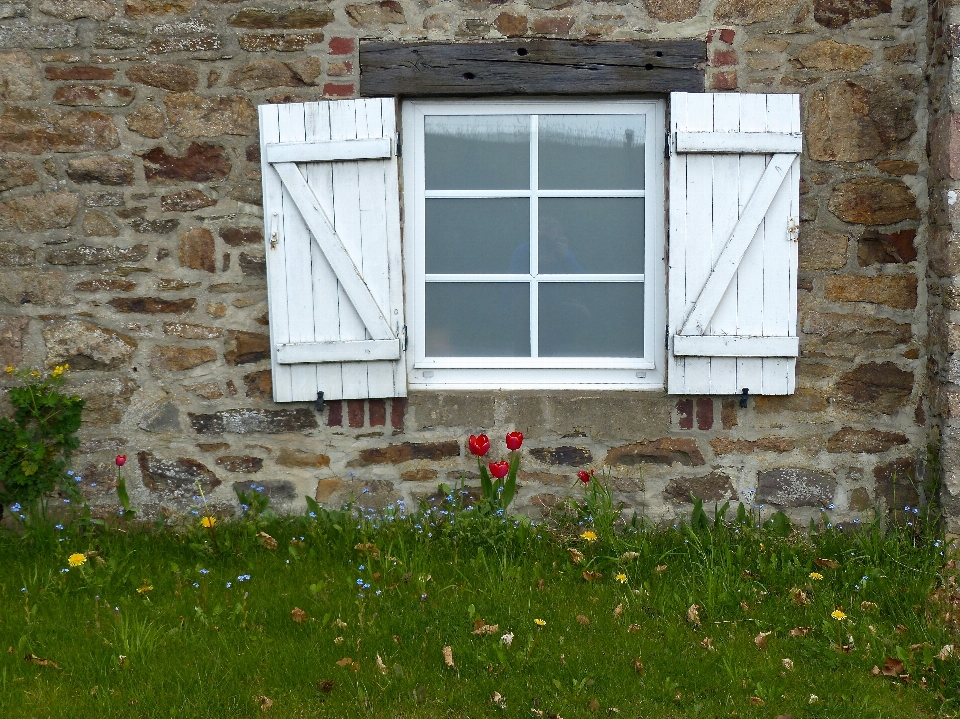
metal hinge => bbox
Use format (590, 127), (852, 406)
(403, 325), (408, 351)
(665, 327), (669, 350)
(664, 130), (670, 159)
(395, 132), (401, 157)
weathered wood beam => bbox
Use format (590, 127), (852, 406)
(359, 40), (705, 96)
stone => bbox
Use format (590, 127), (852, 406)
(806, 81), (880, 163)
(715, 0), (801, 24)
(799, 229), (848, 271)
(40, 0), (116, 21)
(606, 438), (705, 467)
(849, 486), (870, 511)
(217, 455), (263, 473)
(276, 447), (330, 468)
(243, 369), (272, 398)
(826, 427), (909, 453)
(663, 472), (736, 503)
(0, 51), (40, 100)
(0, 269), (69, 306)
(0, 107), (118, 154)
(142, 143), (231, 183)
(66, 156), (135, 185)
(206, 302), (226, 317)
(286, 56), (322, 84)
(76, 437), (127, 454)
(828, 178), (919, 225)
(322, 478), (399, 511)
(0, 242), (34, 266)
(757, 468), (835, 507)
(76, 377), (138, 426)
(139, 401), (180, 432)
(225, 330), (269, 365)
(179, 228), (215, 272)
(857, 229), (916, 265)
(164, 94), (257, 138)
(0, 191), (76, 232)
(236, 479), (297, 502)
(401, 467), (438, 482)
(161, 189), (215, 213)
(531, 17), (575, 35)
(150, 345), (216, 372)
(75, 279), (136, 292)
(43, 319), (137, 370)
(813, 0), (890, 27)
(125, 0), (195, 15)
(823, 274), (917, 309)
(0, 23), (77, 49)
(646, 0), (699, 21)
(54, 85), (134, 107)
(138, 451), (220, 495)
(220, 226), (262, 246)
(797, 40), (871, 70)
(348, 440), (461, 466)
(0, 315), (28, 367)
(85, 192), (122, 207)
(126, 105), (165, 138)
(835, 362), (914, 414)
(710, 437), (795, 455)
(239, 253), (266, 278)
(189, 408), (318, 435)
(0, 157), (37, 192)
(185, 382), (222, 399)
(94, 23), (146, 50)
(229, 6), (334, 28)
(46, 66), (115, 81)
(227, 60), (305, 90)
(47, 243), (147, 265)
(876, 160), (918, 176)
(529, 446), (592, 466)
(126, 62), (198, 92)
(146, 34), (221, 54)
(344, 1), (405, 27)
(107, 297), (197, 313)
(327, 61), (352, 77)
(516, 470), (567, 486)
(874, 457), (918, 511)
(163, 322), (222, 339)
(494, 12), (526, 36)
(801, 311), (911, 352)
(237, 33), (325, 52)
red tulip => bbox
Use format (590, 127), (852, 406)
(505, 431), (523, 451)
(577, 470), (591, 484)
(468, 434), (490, 457)
(116, 455), (127, 467)
(489, 460), (510, 479)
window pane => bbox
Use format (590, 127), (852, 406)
(539, 283), (644, 357)
(426, 282), (529, 357)
(425, 115), (529, 190)
(539, 115), (645, 190)
(539, 198), (644, 274)
(426, 198), (529, 274)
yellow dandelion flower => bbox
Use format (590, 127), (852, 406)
(809, 572), (823, 580)
(616, 573), (628, 584)
(68, 553), (86, 567)
(580, 530), (598, 542)
(831, 609), (847, 621)
(30, 369), (40, 378)
(136, 583), (153, 595)
(201, 516), (216, 528)
(5, 365), (13, 374)
(534, 618), (546, 627)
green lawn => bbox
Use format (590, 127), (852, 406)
(0, 498), (957, 718)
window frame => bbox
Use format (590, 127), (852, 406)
(401, 97), (666, 391)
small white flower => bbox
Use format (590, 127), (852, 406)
(501, 632), (514, 647)
(809, 695), (819, 704)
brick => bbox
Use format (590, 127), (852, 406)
(391, 397), (406, 430)
(696, 398), (714, 430)
(369, 399), (386, 426)
(323, 82), (354, 97)
(329, 37), (355, 55)
(348, 399), (365, 428)
(676, 398), (694, 430)
(327, 400), (343, 426)
(721, 398), (738, 429)
(709, 70), (737, 90)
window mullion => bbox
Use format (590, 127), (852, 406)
(530, 114), (539, 359)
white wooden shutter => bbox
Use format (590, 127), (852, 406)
(668, 92), (801, 396)
(259, 98), (406, 401)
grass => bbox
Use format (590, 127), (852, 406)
(1, 494), (958, 719)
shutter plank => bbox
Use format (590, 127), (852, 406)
(264, 137), (391, 163)
(673, 335), (799, 356)
(676, 131), (801, 154)
(667, 93), (688, 394)
(381, 97), (407, 397)
(278, 338), (400, 363)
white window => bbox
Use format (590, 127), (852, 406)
(401, 99), (666, 390)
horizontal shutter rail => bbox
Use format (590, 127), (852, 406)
(277, 339), (401, 364)
(676, 131), (802, 154)
(673, 335), (799, 357)
(265, 137), (393, 164)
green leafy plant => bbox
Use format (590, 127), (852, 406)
(0, 364), (84, 511)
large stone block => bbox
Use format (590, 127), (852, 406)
(150, 345), (216, 372)
(345, 1), (405, 26)
(179, 228), (215, 272)
(225, 330), (269, 365)
(161, 189), (215, 213)
(53, 85), (134, 107)
(126, 105), (165, 139)
(39, 0), (116, 21)
(797, 40), (872, 70)
(229, 6), (335, 28)
(163, 321), (222, 339)
(0, 315), (28, 367)
(276, 447), (330, 468)
(826, 427), (909, 453)
(714, 0), (802, 24)
(857, 229), (916, 266)
(798, 229), (848, 271)
(0, 157), (37, 192)
(0, 269), (70, 306)
(138, 450), (219, 495)
(757, 468), (836, 507)
(0, 241), (34, 267)
(125, 0), (195, 16)
(243, 369), (272, 398)
(0, 107), (118, 154)
(146, 34), (220, 54)
(227, 60), (306, 91)
(76, 377), (138, 426)
(828, 178), (919, 225)
(107, 297), (197, 314)
(663, 471), (736, 503)
(142, 143), (231, 182)
(126, 62), (198, 92)
(218, 456), (263, 473)
(801, 311), (911, 352)
(823, 274), (917, 309)
(349, 440), (461, 466)
(0, 50), (40, 100)
(43, 320), (137, 370)
(164, 93), (257, 137)
(874, 457), (919, 510)
(0, 191), (76, 232)
(237, 32), (326, 52)
(710, 437), (795, 455)
(66, 156), (135, 185)
(605, 438), (705, 467)
(529, 446), (592, 466)
(47, 243), (147, 265)
(806, 81), (881, 162)
(646, 0), (700, 21)
(834, 362), (914, 414)
(0, 23), (77, 49)
(813, 0), (890, 27)
(188, 408), (319, 434)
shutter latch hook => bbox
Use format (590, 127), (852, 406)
(787, 217), (799, 242)
(269, 213), (279, 249)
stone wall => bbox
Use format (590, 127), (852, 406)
(0, 0), (933, 526)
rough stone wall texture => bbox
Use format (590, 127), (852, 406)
(0, 0), (934, 526)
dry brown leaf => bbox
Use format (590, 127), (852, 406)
(632, 657), (644, 674)
(568, 548), (585, 564)
(536, 579), (545, 590)
(896, 624), (908, 634)
(582, 571), (602, 582)
(256, 695), (273, 712)
(628, 623), (640, 633)
(754, 631), (771, 650)
(860, 601), (878, 611)
(316, 679), (334, 693)
(576, 614), (590, 626)
(588, 698), (601, 712)
(473, 623), (500, 636)
(686, 604), (701, 626)
(881, 657), (904, 677)
(814, 558), (840, 569)
(6, 647), (12, 653)
(700, 637), (715, 651)
(354, 542), (380, 559)
(788, 627), (810, 637)
(740, 600), (750, 612)
(871, 665), (881, 676)
(781, 658), (794, 670)
(256, 532), (278, 551)
(937, 644), (955, 661)
(741, 569), (759, 579)
(621, 551), (639, 561)
(654, 564), (668, 573)
(750, 697), (764, 706)
(335, 657), (353, 667)
(443, 645), (455, 667)
(334, 618), (348, 629)
(491, 691), (506, 708)
(909, 642), (932, 651)
(376, 654), (388, 675)
(290, 607), (308, 624)
(334, 636), (344, 645)
(775, 714), (793, 719)
(791, 588), (809, 606)
(24, 653), (58, 669)
(613, 603), (623, 618)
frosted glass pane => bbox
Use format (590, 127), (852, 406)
(426, 199), (529, 274)
(539, 198), (644, 274)
(426, 283), (529, 357)
(539, 115), (645, 190)
(425, 115), (529, 190)
(539, 283), (644, 357)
